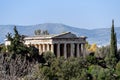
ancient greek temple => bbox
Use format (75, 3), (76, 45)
(24, 32), (87, 58)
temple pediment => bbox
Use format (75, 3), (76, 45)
(52, 32), (77, 38)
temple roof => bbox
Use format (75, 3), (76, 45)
(24, 32), (86, 40)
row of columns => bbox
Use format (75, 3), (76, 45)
(31, 44), (54, 55)
(56, 43), (85, 58)
(27, 43), (85, 58)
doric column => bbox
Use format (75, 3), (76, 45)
(70, 43), (74, 57)
(41, 44), (43, 53)
(37, 44), (39, 49)
(51, 44), (54, 53)
(57, 44), (60, 57)
(34, 44), (37, 48)
(77, 43), (80, 57)
(83, 44), (86, 57)
(47, 44), (50, 51)
(64, 43), (67, 59)
(81, 43), (85, 57)
(43, 44), (45, 52)
(39, 44), (41, 54)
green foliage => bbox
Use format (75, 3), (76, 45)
(5, 26), (41, 62)
(86, 52), (97, 64)
(6, 26), (27, 54)
(28, 45), (39, 57)
(116, 61), (120, 77)
(0, 45), (6, 53)
(117, 49), (120, 61)
(30, 51), (120, 80)
(43, 51), (55, 61)
(32, 57), (91, 80)
(88, 65), (117, 80)
(85, 41), (91, 49)
(6, 33), (12, 41)
(1, 50), (120, 80)
(42, 51), (55, 65)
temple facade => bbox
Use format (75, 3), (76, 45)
(24, 32), (87, 58)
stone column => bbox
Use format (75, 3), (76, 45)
(51, 44), (54, 53)
(43, 44), (45, 52)
(37, 44), (39, 49)
(47, 44), (50, 51)
(41, 44), (43, 53)
(39, 44), (41, 54)
(64, 43), (67, 59)
(73, 43), (75, 57)
(81, 44), (84, 56)
(57, 44), (60, 57)
(34, 44), (37, 48)
(70, 43), (74, 57)
(83, 44), (86, 57)
(77, 43), (80, 57)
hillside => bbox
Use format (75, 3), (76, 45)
(0, 23), (120, 47)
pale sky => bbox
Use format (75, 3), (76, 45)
(0, 0), (120, 29)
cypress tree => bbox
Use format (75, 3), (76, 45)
(114, 31), (119, 61)
(110, 20), (115, 54)
(110, 20), (117, 57)
(105, 20), (117, 68)
(110, 20), (117, 66)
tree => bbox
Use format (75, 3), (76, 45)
(34, 29), (41, 35)
(43, 30), (49, 35)
(105, 20), (117, 68)
(0, 53), (34, 80)
(88, 43), (97, 52)
(88, 65), (116, 80)
(6, 33), (12, 41)
(7, 26), (28, 55)
(86, 52), (97, 65)
(116, 61), (120, 77)
(110, 20), (117, 57)
(34, 29), (49, 35)
(117, 49), (120, 61)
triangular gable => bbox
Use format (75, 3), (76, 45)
(52, 32), (77, 38)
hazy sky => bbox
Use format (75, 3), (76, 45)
(0, 0), (120, 29)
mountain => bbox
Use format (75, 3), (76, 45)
(0, 23), (120, 47)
